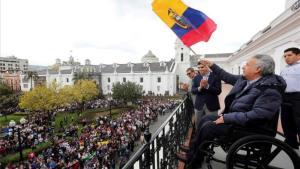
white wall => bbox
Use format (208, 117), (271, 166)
(101, 72), (176, 96)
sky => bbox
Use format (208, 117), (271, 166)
(0, 0), (286, 66)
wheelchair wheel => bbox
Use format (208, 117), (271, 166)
(226, 135), (300, 169)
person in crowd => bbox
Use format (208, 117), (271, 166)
(176, 54), (286, 168)
(280, 47), (300, 149)
(191, 62), (221, 128)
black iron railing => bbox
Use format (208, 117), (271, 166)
(122, 96), (194, 169)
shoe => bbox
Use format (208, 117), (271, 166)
(176, 152), (188, 162)
(180, 145), (190, 152)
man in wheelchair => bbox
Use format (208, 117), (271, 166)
(176, 54), (287, 168)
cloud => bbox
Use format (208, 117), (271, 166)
(0, 0), (286, 66)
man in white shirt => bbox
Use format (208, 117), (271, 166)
(280, 47), (300, 149)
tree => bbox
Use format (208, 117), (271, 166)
(112, 81), (143, 103)
(72, 80), (99, 111)
(19, 85), (56, 112)
(58, 85), (77, 107)
(0, 83), (12, 95)
(0, 93), (19, 120)
(0, 83), (16, 120)
(25, 71), (39, 90)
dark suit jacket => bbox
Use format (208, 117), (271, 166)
(210, 64), (286, 128)
(191, 72), (221, 111)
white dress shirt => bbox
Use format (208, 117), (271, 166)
(280, 61), (300, 93)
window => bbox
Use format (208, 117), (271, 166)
(181, 53), (183, 62)
(23, 84), (28, 88)
(108, 77), (110, 83)
(66, 78), (69, 82)
(123, 77), (126, 82)
(140, 77), (143, 83)
(157, 77), (161, 83)
(107, 85), (110, 91)
(157, 86), (160, 92)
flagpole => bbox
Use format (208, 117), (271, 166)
(188, 46), (205, 59)
(188, 46), (199, 56)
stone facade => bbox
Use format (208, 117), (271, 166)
(2, 72), (21, 91)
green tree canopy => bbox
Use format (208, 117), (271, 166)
(58, 85), (77, 107)
(19, 85), (56, 112)
(0, 93), (19, 115)
(112, 81), (143, 103)
(0, 83), (19, 118)
(73, 80), (99, 104)
(19, 80), (99, 112)
(0, 83), (12, 96)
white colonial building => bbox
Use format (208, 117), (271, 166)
(20, 69), (74, 91)
(100, 52), (176, 96)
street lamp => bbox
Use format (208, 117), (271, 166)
(9, 120), (23, 161)
(9, 120), (16, 128)
(107, 96), (112, 119)
(20, 118), (27, 125)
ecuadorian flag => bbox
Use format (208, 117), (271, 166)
(152, 0), (217, 47)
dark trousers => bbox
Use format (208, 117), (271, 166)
(187, 114), (232, 164)
(281, 92), (300, 149)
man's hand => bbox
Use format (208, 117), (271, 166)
(200, 79), (208, 88)
(199, 59), (213, 67)
(214, 115), (224, 124)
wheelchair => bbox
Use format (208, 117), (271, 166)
(197, 112), (300, 169)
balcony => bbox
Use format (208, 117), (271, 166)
(122, 84), (300, 169)
(122, 96), (193, 169)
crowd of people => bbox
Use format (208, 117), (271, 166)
(0, 113), (51, 156)
(1, 98), (179, 169)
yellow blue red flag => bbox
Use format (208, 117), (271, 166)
(152, 0), (217, 47)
